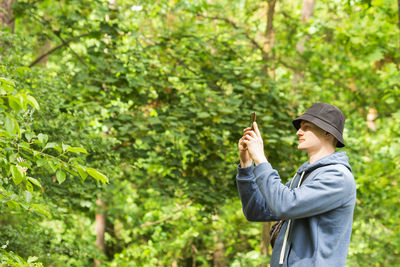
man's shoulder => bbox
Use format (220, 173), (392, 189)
(311, 163), (356, 192)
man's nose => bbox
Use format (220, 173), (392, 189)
(297, 129), (303, 136)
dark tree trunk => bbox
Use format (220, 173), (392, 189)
(260, 222), (272, 266)
(263, 0), (277, 77)
(264, 0), (277, 53)
(0, 0), (16, 31)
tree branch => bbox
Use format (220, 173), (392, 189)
(277, 59), (352, 91)
(57, 34), (89, 68)
(198, 13), (353, 91)
(197, 14), (269, 60)
(29, 33), (91, 68)
(27, 12), (92, 68)
(138, 201), (192, 228)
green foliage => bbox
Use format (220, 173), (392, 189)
(0, 0), (399, 266)
(0, 36), (109, 265)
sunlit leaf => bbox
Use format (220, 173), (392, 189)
(56, 170), (66, 184)
(87, 167), (109, 184)
(10, 165), (23, 185)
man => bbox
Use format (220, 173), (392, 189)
(236, 103), (356, 267)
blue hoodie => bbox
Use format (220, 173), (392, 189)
(236, 152), (356, 267)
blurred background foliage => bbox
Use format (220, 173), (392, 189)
(0, 0), (399, 266)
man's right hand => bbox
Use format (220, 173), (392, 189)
(238, 127), (253, 168)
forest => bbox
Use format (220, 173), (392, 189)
(0, 0), (399, 266)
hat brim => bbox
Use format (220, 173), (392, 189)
(292, 114), (345, 148)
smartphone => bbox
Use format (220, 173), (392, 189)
(249, 112), (256, 131)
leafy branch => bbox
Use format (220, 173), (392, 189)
(138, 201), (193, 228)
(197, 14), (269, 60)
(29, 32), (92, 67)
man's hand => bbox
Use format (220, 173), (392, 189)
(242, 122), (268, 165)
(238, 132), (253, 168)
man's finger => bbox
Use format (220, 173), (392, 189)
(254, 122), (261, 138)
(244, 130), (257, 138)
(244, 135), (255, 141)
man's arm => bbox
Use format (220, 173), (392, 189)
(253, 162), (354, 219)
(236, 164), (279, 222)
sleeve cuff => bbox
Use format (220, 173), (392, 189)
(237, 163), (254, 179)
(254, 162), (273, 177)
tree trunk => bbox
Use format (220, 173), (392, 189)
(212, 214), (226, 267)
(94, 194), (106, 267)
(264, 0), (277, 54)
(293, 0), (316, 85)
(263, 0), (277, 77)
(213, 235), (226, 267)
(301, 0), (316, 23)
(260, 2), (277, 257)
(398, 0), (400, 30)
(296, 0), (315, 53)
(260, 222), (272, 267)
(0, 0), (16, 31)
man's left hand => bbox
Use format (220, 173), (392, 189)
(242, 122), (268, 165)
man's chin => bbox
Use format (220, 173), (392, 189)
(297, 144), (306, 150)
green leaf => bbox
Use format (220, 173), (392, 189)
(27, 177), (42, 188)
(10, 165), (24, 185)
(56, 170), (66, 184)
(23, 190), (32, 203)
(62, 142), (70, 152)
(6, 200), (20, 210)
(26, 181), (33, 193)
(37, 133), (48, 145)
(26, 95), (40, 110)
(36, 158), (47, 167)
(24, 132), (34, 142)
(43, 142), (61, 152)
(87, 167), (109, 184)
(27, 256), (38, 263)
(31, 204), (51, 217)
(18, 142), (30, 150)
(47, 160), (58, 172)
(5, 114), (19, 137)
(76, 165), (88, 181)
(0, 77), (15, 87)
(8, 95), (23, 111)
(66, 147), (88, 154)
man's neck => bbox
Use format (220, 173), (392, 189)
(308, 147), (335, 165)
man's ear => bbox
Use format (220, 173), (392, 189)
(325, 132), (337, 146)
(324, 132), (333, 141)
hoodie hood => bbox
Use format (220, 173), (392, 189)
(297, 152), (352, 174)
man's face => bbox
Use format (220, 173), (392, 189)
(296, 121), (326, 152)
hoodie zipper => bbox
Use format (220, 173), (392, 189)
(279, 171), (305, 265)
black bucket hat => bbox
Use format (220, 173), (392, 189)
(292, 103), (346, 147)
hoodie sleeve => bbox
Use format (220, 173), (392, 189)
(236, 164), (279, 222)
(253, 162), (352, 220)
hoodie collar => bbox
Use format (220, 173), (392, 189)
(297, 152), (351, 174)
